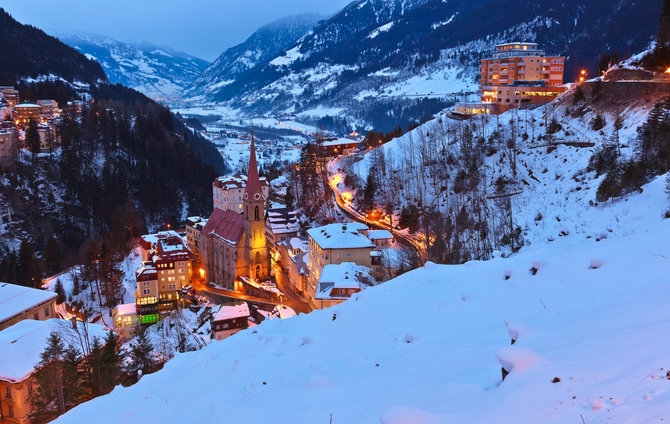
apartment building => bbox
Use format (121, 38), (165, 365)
(212, 174), (268, 213)
(0, 283), (57, 332)
(185, 216), (208, 260)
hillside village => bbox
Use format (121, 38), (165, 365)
(1, 1), (670, 423)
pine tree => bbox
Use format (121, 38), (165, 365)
(31, 332), (66, 423)
(98, 331), (123, 393)
(54, 279), (66, 304)
(17, 239), (41, 287)
(130, 331), (155, 374)
(61, 345), (85, 408)
(362, 171), (378, 213)
(26, 118), (41, 160)
(45, 235), (62, 275)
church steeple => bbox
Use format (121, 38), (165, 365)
(245, 130), (263, 200)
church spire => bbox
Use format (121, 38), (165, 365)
(245, 129), (262, 199)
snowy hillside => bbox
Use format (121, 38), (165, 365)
(53, 189), (670, 423)
(188, 0), (661, 133)
(53, 32), (209, 99)
(186, 13), (323, 98)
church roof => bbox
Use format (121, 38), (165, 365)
(245, 132), (263, 200)
(203, 208), (245, 246)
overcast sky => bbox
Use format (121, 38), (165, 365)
(2, 0), (353, 61)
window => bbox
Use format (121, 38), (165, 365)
(254, 206), (260, 221)
(45, 307), (50, 317)
(8, 404), (13, 417)
(6, 387), (11, 398)
(28, 383), (33, 394)
(34, 313), (39, 320)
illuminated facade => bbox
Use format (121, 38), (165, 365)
(200, 135), (270, 289)
(135, 233), (193, 324)
(14, 103), (41, 126)
(480, 42), (566, 111)
(212, 174), (268, 213)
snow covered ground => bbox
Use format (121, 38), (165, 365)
(53, 196), (670, 423)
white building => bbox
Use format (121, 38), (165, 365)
(212, 175), (268, 213)
(315, 262), (375, 309)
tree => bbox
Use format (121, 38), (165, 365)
(26, 118), (41, 161)
(590, 114), (607, 131)
(361, 171), (378, 213)
(98, 331), (123, 393)
(54, 279), (66, 304)
(45, 235), (62, 275)
(284, 185), (295, 209)
(31, 332), (66, 423)
(17, 239), (41, 287)
(129, 331), (155, 374)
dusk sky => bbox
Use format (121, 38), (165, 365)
(2, 0), (353, 61)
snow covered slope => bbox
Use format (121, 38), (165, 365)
(53, 32), (209, 99)
(186, 13), (323, 98)
(53, 188), (670, 423)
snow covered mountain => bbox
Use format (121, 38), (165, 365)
(53, 32), (209, 99)
(52, 175), (670, 423)
(191, 0), (661, 132)
(186, 13), (324, 98)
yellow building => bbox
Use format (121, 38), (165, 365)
(112, 303), (139, 342)
(0, 283), (57, 332)
(14, 103), (41, 127)
(185, 216), (208, 260)
(200, 135), (270, 289)
(135, 233), (193, 325)
(0, 319), (107, 424)
(306, 223), (374, 301)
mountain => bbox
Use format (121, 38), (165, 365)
(186, 13), (324, 98)
(0, 10), (227, 283)
(0, 9), (107, 84)
(53, 32), (209, 99)
(192, 0), (662, 133)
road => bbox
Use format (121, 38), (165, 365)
(272, 263), (313, 314)
(190, 274), (312, 315)
(325, 162), (426, 264)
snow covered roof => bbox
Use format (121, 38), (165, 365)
(272, 305), (296, 319)
(367, 230), (393, 240)
(0, 283), (57, 325)
(0, 319), (107, 382)
(316, 262), (373, 300)
(288, 237), (308, 253)
(140, 230), (181, 250)
(214, 302), (250, 322)
(15, 102), (40, 108)
(321, 138), (360, 147)
(202, 208), (245, 246)
(114, 303), (137, 317)
(307, 223), (374, 250)
(186, 216), (208, 229)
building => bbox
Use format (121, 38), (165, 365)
(0, 283), (57, 331)
(318, 138), (360, 156)
(211, 302), (250, 341)
(306, 223), (374, 300)
(265, 207), (299, 259)
(0, 319), (107, 424)
(367, 230), (395, 249)
(36, 100), (59, 119)
(135, 232), (193, 325)
(185, 216), (208, 260)
(200, 135), (271, 289)
(36, 123), (56, 153)
(0, 87), (19, 106)
(278, 237), (310, 295)
(212, 174), (268, 213)
(314, 262), (374, 309)
(14, 103), (41, 127)
(112, 303), (139, 342)
(480, 42), (566, 113)
(454, 41), (566, 116)
(0, 127), (17, 167)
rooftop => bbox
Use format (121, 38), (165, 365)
(0, 319), (107, 382)
(214, 302), (250, 322)
(367, 230), (393, 240)
(307, 223), (373, 250)
(202, 208), (245, 246)
(114, 303), (137, 316)
(317, 262), (374, 300)
(0, 283), (57, 325)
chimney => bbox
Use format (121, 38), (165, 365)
(71, 316), (77, 330)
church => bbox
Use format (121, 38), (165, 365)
(200, 134), (270, 290)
